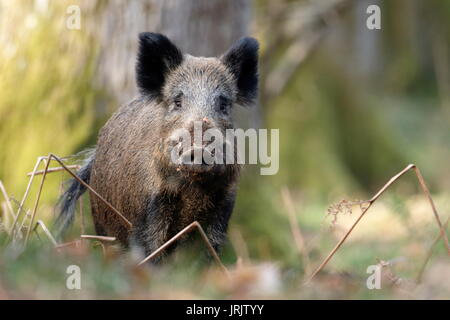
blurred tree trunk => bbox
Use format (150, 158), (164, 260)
(156, 0), (251, 57)
(93, 0), (251, 105)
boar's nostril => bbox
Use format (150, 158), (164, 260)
(168, 137), (180, 148)
(180, 148), (199, 164)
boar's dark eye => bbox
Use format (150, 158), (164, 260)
(173, 96), (182, 110)
(218, 96), (231, 113)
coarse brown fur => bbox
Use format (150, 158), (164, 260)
(56, 33), (259, 261)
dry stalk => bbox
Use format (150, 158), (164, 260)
(26, 165), (80, 176)
(79, 196), (85, 235)
(23, 156), (53, 244)
(80, 235), (116, 242)
(79, 235), (116, 257)
(1, 202), (11, 235)
(92, 241), (107, 257)
(137, 220), (229, 277)
(13, 158), (83, 240)
(416, 215), (450, 283)
(307, 164), (450, 283)
(0, 181), (16, 222)
(23, 153), (132, 246)
(280, 187), (312, 275)
(229, 228), (250, 263)
(9, 156), (47, 239)
(33, 220), (58, 247)
(326, 199), (369, 226)
(55, 240), (82, 250)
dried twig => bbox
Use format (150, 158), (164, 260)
(280, 187), (312, 275)
(23, 154), (132, 246)
(416, 215), (450, 283)
(9, 156), (47, 239)
(307, 164), (450, 283)
(137, 221), (229, 277)
(80, 235), (115, 257)
(55, 240), (82, 250)
(326, 199), (369, 226)
(33, 220), (58, 247)
(0, 180), (16, 222)
(79, 196), (85, 235)
(229, 228), (250, 263)
(47, 154), (132, 230)
(24, 156), (53, 244)
(92, 241), (107, 257)
(1, 202), (11, 235)
(413, 166), (450, 253)
(26, 165), (80, 176)
(80, 235), (116, 242)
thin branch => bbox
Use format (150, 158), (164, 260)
(9, 156), (47, 240)
(92, 241), (107, 257)
(79, 196), (85, 235)
(33, 220), (58, 247)
(412, 166), (450, 253)
(229, 228), (250, 263)
(46, 154), (132, 230)
(416, 216), (450, 283)
(80, 235), (116, 242)
(23, 154), (132, 246)
(14, 157), (79, 240)
(26, 165), (80, 176)
(1, 202), (11, 235)
(137, 221), (229, 277)
(0, 180), (16, 222)
(307, 164), (450, 283)
(280, 187), (312, 276)
(24, 156), (53, 245)
(55, 240), (82, 250)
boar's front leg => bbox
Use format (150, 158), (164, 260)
(205, 194), (236, 253)
(131, 194), (177, 263)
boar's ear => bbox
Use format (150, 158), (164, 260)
(136, 32), (183, 97)
(221, 37), (259, 106)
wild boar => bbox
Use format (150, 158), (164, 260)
(56, 32), (259, 261)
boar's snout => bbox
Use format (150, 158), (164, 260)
(166, 117), (228, 173)
(177, 146), (222, 173)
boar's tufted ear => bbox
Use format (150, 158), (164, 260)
(221, 37), (259, 106)
(136, 32), (183, 97)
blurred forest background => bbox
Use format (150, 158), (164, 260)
(0, 0), (449, 299)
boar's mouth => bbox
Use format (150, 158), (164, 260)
(171, 146), (226, 174)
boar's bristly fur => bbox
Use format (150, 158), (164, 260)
(56, 33), (259, 262)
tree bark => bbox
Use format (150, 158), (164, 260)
(93, 0), (251, 105)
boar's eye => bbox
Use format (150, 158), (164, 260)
(173, 95), (183, 110)
(218, 96), (231, 114)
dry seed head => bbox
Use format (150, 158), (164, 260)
(327, 199), (370, 226)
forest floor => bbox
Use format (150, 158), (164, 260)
(1, 174), (449, 299)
